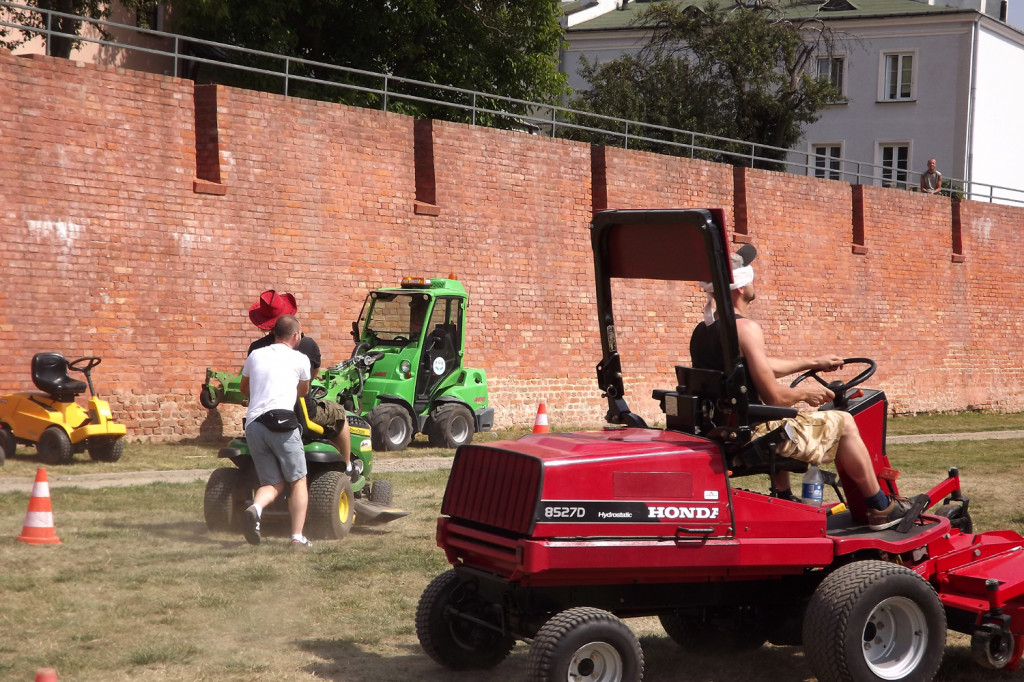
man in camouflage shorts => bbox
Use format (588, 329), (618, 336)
(689, 244), (908, 531)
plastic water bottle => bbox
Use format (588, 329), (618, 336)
(801, 465), (824, 507)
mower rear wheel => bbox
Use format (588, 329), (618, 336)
(528, 607), (643, 682)
(204, 467), (246, 532)
(307, 469), (354, 540)
(803, 560), (946, 682)
(659, 606), (767, 653)
(37, 426), (73, 465)
(369, 480), (393, 506)
(427, 403), (474, 448)
(935, 502), (973, 534)
(0, 425), (14, 464)
(416, 569), (515, 671)
(368, 404), (414, 451)
(88, 437), (124, 462)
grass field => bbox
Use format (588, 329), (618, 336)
(1, 414), (1023, 680)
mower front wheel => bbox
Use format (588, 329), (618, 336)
(306, 469), (354, 540)
(659, 606), (767, 654)
(204, 467), (247, 532)
(37, 426), (73, 465)
(427, 403), (475, 448)
(935, 501), (973, 534)
(528, 607), (643, 682)
(368, 404), (413, 451)
(88, 437), (124, 462)
(416, 569), (515, 671)
(369, 479), (393, 506)
(803, 560), (946, 682)
(199, 385), (224, 409)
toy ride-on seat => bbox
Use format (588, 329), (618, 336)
(32, 352), (87, 401)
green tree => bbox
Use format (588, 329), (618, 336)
(166, 0), (568, 125)
(1, 0), (156, 58)
(569, 0), (840, 168)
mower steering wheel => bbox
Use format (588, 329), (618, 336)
(350, 342), (370, 359)
(309, 385), (329, 401)
(68, 356), (101, 373)
(790, 358), (876, 407)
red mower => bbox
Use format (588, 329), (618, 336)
(416, 209), (1024, 682)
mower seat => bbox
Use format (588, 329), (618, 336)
(297, 396), (325, 442)
(32, 352), (87, 402)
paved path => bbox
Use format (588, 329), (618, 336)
(2, 433), (1023, 494)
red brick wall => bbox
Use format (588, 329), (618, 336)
(4, 50), (1024, 442)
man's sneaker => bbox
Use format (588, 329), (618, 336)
(290, 535), (313, 548)
(867, 496), (911, 531)
(243, 506), (261, 546)
(774, 488), (800, 503)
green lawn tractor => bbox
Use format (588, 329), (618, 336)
(198, 275), (493, 451)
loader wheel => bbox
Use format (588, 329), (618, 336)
(368, 404), (413, 451)
(528, 607), (644, 682)
(37, 426), (73, 465)
(88, 437), (124, 462)
(0, 425), (15, 464)
(416, 569), (514, 670)
(204, 467), (246, 532)
(659, 605), (767, 653)
(427, 403), (475, 448)
(935, 502), (973, 534)
(369, 480), (393, 506)
(803, 560), (945, 682)
(307, 469), (354, 540)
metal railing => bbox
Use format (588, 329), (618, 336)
(3, 1), (1023, 206)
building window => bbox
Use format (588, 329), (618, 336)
(813, 145), (842, 180)
(817, 57), (845, 101)
(880, 144), (909, 188)
(882, 52), (914, 101)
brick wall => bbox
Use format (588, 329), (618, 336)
(3, 50), (1024, 441)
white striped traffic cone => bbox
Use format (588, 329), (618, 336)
(17, 468), (62, 545)
(533, 403), (550, 434)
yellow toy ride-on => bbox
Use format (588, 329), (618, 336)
(0, 353), (126, 465)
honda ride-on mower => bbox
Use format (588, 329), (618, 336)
(416, 209), (1024, 682)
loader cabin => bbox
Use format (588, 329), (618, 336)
(590, 209), (797, 462)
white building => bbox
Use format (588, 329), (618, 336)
(561, 0), (1024, 203)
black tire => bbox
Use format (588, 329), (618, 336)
(204, 467), (246, 532)
(306, 469), (354, 540)
(368, 404), (414, 451)
(369, 479), (393, 506)
(803, 560), (946, 682)
(971, 628), (1016, 669)
(37, 426), (73, 465)
(935, 502), (973, 534)
(528, 607), (644, 682)
(0, 425), (14, 464)
(199, 386), (223, 409)
(87, 437), (124, 462)
(416, 569), (515, 671)
(659, 606), (768, 654)
(427, 403), (475, 448)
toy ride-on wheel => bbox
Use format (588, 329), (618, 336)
(88, 437), (124, 462)
(427, 403), (475, 448)
(659, 605), (768, 654)
(790, 357), (876, 406)
(306, 469), (355, 540)
(37, 426), (73, 465)
(416, 569), (515, 671)
(803, 560), (946, 682)
(204, 467), (247, 532)
(368, 404), (414, 451)
(528, 606), (644, 682)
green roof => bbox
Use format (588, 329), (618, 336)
(569, 0), (969, 31)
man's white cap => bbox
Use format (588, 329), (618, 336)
(699, 244), (757, 325)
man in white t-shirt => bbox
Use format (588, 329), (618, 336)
(240, 314), (313, 547)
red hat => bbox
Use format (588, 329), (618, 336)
(249, 290), (297, 330)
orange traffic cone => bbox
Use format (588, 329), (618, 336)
(17, 468), (62, 545)
(533, 403), (550, 434)
(35, 669), (58, 682)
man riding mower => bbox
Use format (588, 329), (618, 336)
(0, 352), (126, 465)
